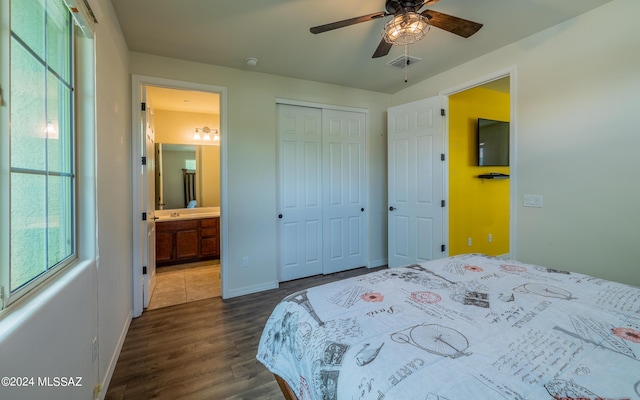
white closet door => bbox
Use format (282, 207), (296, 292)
(277, 104), (323, 281)
(388, 96), (445, 267)
(322, 109), (367, 274)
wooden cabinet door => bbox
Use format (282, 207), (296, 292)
(175, 229), (199, 260)
(156, 231), (174, 263)
(200, 237), (219, 257)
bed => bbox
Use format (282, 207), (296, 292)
(257, 254), (640, 400)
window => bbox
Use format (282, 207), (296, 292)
(1, 0), (93, 308)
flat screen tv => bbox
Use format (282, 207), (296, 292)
(477, 118), (509, 166)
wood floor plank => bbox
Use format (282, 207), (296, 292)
(105, 266), (385, 400)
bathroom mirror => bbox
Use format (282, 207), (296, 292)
(155, 143), (220, 210)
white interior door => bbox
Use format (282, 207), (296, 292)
(141, 88), (156, 308)
(277, 104), (323, 281)
(322, 109), (366, 274)
(388, 96), (445, 267)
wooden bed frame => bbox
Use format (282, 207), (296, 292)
(274, 374), (298, 400)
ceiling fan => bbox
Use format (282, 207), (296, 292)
(310, 0), (483, 58)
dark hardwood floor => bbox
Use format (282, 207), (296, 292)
(105, 266), (386, 400)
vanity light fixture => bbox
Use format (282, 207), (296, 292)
(193, 126), (218, 141)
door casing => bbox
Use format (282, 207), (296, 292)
(439, 67), (517, 260)
(131, 75), (228, 317)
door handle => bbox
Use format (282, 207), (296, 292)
(389, 206), (396, 211)
(153, 216), (160, 220)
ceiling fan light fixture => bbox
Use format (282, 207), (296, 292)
(382, 11), (430, 46)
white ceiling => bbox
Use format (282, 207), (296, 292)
(146, 86), (220, 114)
(111, 0), (611, 94)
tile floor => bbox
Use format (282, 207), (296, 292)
(147, 260), (221, 310)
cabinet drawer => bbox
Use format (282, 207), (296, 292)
(201, 228), (217, 238)
(156, 219), (198, 232)
(200, 218), (219, 228)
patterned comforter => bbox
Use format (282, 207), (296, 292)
(257, 254), (640, 400)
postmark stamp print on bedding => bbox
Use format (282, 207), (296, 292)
(410, 291), (442, 304)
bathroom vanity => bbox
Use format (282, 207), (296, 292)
(155, 208), (220, 266)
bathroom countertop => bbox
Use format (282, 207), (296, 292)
(155, 212), (220, 221)
(154, 207), (220, 221)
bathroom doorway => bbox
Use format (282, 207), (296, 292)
(131, 75), (228, 317)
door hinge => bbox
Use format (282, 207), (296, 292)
(441, 153), (445, 161)
(441, 108), (445, 116)
(441, 244), (446, 252)
(141, 102), (146, 111)
(142, 212), (147, 221)
(0, 285), (4, 310)
(141, 156), (147, 165)
(441, 200), (446, 207)
(142, 266), (147, 275)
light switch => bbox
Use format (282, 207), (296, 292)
(523, 194), (543, 208)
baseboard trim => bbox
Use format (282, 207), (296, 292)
(368, 259), (388, 268)
(98, 310), (132, 400)
(223, 281), (279, 299)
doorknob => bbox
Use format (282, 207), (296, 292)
(389, 206), (396, 211)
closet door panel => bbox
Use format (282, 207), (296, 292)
(323, 109), (366, 274)
(277, 105), (323, 281)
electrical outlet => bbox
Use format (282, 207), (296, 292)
(488, 234), (493, 243)
(467, 238), (472, 247)
(523, 194), (543, 208)
(241, 257), (249, 268)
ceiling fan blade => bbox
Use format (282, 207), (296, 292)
(372, 38), (393, 58)
(422, 10), (483, 38)
(310, 11), (387, 34)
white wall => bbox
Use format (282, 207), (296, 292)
(94, 0), (133, 393)
(392, 0), (640, 286)
(0, 0), (133, 399)
(130, 54), (392, 296)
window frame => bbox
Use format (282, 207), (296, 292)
(0, 0), (94, 310)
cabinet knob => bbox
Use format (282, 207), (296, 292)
(389, 206), (396, 211)
(361, 208), (364, 212)
(278, 214), (283, 219)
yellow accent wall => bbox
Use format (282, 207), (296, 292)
(449, 87), (510, 256)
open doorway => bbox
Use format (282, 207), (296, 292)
(145, 86), (221, 309)
(131, 75), (228, 317)
(443, 72), (515, 259)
